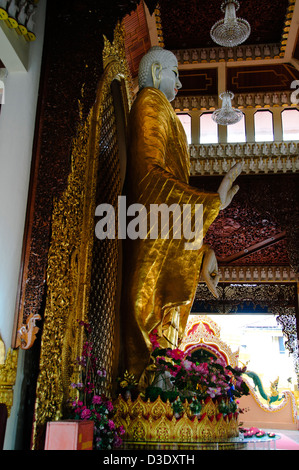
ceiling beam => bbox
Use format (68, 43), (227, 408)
(283, 0), (299, 62)
(178, 57), (289, 72)
(217, 231), (286, 264)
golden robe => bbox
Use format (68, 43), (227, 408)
(121, 87), (220, 386)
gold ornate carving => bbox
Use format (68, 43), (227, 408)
(0, 336), (5, 365)
(153, 4), (164, 48)
(180, 315), (239, 368)
(102, 22), (133, 101)
(17, 313), (41, 350)
(113, 394), (239, 447)
(31, 22), (132, 449)
(0, 337), (18, 417)
(280, 0), (296, 53)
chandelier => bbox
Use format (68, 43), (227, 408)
(212, 91), (243, 126)
(210, 0), (251, 47)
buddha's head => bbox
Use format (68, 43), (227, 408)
(138, 46), (182, 102)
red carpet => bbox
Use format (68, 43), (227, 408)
(275, 433), (299, 450)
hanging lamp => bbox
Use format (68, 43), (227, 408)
(210, 0), (251, 47)
(212, 91), (243, 125)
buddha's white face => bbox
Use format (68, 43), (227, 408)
(158, 59), (182, 102)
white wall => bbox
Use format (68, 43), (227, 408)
(0, 0), (47, 449)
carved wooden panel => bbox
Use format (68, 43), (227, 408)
(123, 2), (152, 79)
(190, 174), (299, 271)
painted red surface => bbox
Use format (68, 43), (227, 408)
(44, 420), (94, 450)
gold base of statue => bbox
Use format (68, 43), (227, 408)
(120, 440), (246, 450)
(114, 394), (244, 450)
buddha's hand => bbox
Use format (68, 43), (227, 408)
(201, 247), (220, 298)
(217, 162), (243, 210)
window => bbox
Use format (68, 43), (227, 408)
(254, 110), (274, 142)
(200, 112), (218, 144)
(227, 113), (246, 143)
(278, 336), (286, 354)
(281, 108), (299, 141)
(177, 113), (191, 144)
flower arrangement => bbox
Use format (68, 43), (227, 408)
(70, 321), (125, 450)
(239, 426), (274, 439)
(144, 329), (249, 416)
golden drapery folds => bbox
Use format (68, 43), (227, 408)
(121, 87), (220, 387)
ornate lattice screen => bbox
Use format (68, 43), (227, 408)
(88, 86), (123, 393)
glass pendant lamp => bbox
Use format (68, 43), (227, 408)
(210, 0), (251, 47)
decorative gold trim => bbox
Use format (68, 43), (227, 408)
(280, 0), (296, 54)
(17, 313), (41, 350)
(0, 5), (37, 41)
(181, 315), (239, 368)
(31, 22), (132, 449)
(0, 337), (18, 417)
(153, 4), (164, 48)
(114, 394), (239, 445)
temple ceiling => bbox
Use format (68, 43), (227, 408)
(123, 0), (299, 91)
(159, 0), (290, 50)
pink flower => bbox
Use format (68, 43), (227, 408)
(97, 368), (107, 377)
(194, 363), (208, 374)
(182, 359), (193, 371)
(207, 387), (221, 398)
(113, 435), (122, 448)
(92, 395), (102, 405)
(170, 365), (182, 377)
(119, 425), (125, 436)
(166, 348), (184, 360)
(149, 329), (160, 349)
(107, 401), (113, 412)
(108, 419), (115, 430)
(81, 408), (92, 419)
(72, 399), (82, 407)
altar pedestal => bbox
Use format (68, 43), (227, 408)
(114, 395), (240, 449)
